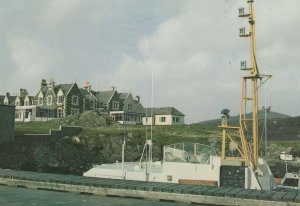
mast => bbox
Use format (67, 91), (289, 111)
(219, 0), (271, 170)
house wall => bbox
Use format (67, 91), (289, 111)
(148, 115), (184, 126)
(45, 90), (57, 106)
(64, 84), (83, 116)
(142, 117), (154, 126)
(108, 91), (121, 111)
(0, 105), (15, 143)
(155, 115), (173, 125)
(15, 126), (82, 142)
(171, 115), (184, 125)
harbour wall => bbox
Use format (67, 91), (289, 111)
(0, 169), (299, 205)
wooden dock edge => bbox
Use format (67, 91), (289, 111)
(0, 178), (299, 206)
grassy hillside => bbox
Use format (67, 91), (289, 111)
(195, 111), (300, 141)
(196, 110), (291, 126)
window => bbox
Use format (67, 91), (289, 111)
(24, 101), (29, 106)
(70, 109), (80, 115)
(127, 104), (132, 110)
(283, 178), (298, 187)
(90, 100), (95, 108)
(57, 109), (63, 118)
(47, 96), (52, 105)
(38, 97), (43, 105)
(57, 96), (64, 104)
(112, 101), (119, 110)
(112, 113), (123, 121)
(159, 117), (166, 122)
(173, 116), (180, 123)
(72, 95), (79, 105)
(15, 101), (20, 106)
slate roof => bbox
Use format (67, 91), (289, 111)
(144, 107), (185, 117)
(7, 96), (17, 105)
(57, 84), (73, 94)
(96, 91), (114, 104)
(118, 93), (129, 100)
(80, 88), (89, 97)
(80, 88), (97, 100)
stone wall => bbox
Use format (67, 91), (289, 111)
(16, 125), (82, 142)
(0, 105), (15, 143)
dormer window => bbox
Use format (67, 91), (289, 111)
(47, 96), (52, 105)
(72, 95), (79, 105)
(58, 96), (64, 104)
(112, 101), (119, 110)
(38, 97), (43, 105)
(15, 101), (20, 106)
(90, 100), (95, 108)
(24, 101), (29, 106)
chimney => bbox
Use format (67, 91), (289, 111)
(83, 81), (91, 91)
(49, 78), (55, 90)
(19, 89), (28, 97)
(6, 92), (10, 97)
(136, 95), (140, 103)
(41, 79), (47, 87)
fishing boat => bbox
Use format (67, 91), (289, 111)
(84, 0), (276, 190)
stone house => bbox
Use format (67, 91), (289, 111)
(32, 79), (83, 120)
(110, 92), (144, 124)
(142, 107), (185, 126)
(80, 81), (100, 111)
(14, 89), (34, 121)
(1, 80), (185, 125)
(1, 79), (84, 122)
(3, 92), (16, 106)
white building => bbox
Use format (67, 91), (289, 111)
(142, 107), (185, 126)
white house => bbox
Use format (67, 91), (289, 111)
(142, 107), (185, 126)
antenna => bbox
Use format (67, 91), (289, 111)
(150, 7), (158, 163)
(219, 0), (272, 170)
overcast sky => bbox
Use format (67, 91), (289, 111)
(1, 0), (300, 123)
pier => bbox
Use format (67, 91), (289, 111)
(0, 169), (299, 205)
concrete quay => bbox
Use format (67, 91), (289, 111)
(0, 169), (299, 206)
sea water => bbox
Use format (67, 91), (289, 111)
(0, 185), (196, 206)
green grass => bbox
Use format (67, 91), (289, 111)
(14, 121), (220, 145)
(15, 121), (298, 148)
(268, 140), (300, 147)
(14, 121), (59, 135)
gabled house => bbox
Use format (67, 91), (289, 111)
(142, 107), (185, 126)
(23, 94), (34, 106)
(32, 79), (57, 121)
(15, 79), (84, 122)
(60, 83), (83, 116)
(3, 93), (16, 106)
(113, 92), (144, 124)
(96, 86), (120, 112)
(14, 89), (34, 121)
(80, 81), (100, 111)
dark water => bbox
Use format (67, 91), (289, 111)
(0, 186), (193, 206)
